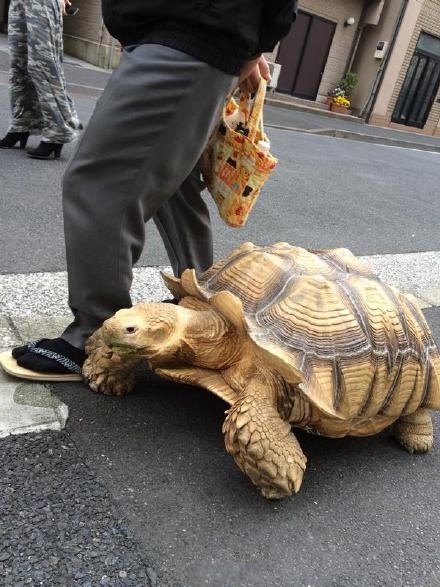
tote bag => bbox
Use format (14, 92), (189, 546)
(200, 79), (277, 227)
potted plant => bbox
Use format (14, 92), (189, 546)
(330, 95), (351, 114)
(326, 85), (344, 106)
(339, 72), (358, 99)
(327, 72), (358, 110)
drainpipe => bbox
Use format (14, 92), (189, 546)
(361, 0), (409, 120)
(108, 36), (117, 69)
(96, 18), (106, 68)
(345, 4), (368, 75)
(346, 24), (364, 75)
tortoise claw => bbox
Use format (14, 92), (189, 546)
(82, 356), (136, 395)
(82, 329), (138, 395)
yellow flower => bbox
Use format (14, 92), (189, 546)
(333, 95), (350, 107)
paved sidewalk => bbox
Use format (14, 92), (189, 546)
(264, 103), (440, 152)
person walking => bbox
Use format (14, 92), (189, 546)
(0, 0), (81, 159)
(1, 0), (297, 379)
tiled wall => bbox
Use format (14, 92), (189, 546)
(387, 0), (440, 134)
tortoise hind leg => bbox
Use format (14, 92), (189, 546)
(393, 408), (433, 454)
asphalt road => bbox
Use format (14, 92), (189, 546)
(1, 49), (440, 587)
(52, 311), (440, 587)
(1, 82), (440, 274)
(1, 53), (439, 275)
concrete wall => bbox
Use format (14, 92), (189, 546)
(0, 0), (120, 68)
(62, 0), (121, 68)
(370, 0), (440, 136)
(350, 1), (404, 112)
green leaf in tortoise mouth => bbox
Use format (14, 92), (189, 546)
(109, 344), (145, 356)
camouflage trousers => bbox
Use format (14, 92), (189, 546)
(7, 0), (80, 143)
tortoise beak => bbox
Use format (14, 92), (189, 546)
(101, 316), (143, 352)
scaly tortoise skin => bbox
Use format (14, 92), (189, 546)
(83, 242), (440, 499)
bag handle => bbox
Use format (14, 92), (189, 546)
(247, 79), (267, 143)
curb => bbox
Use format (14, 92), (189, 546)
(314, 128), (440, 153)
(0, 35), (110, 75)
(265, 96), (364, 124)
(0, 316), (71, 437)
(265, 122), (440, 153)
(0, 357), (69, 439)
(63, 55), (111, 74)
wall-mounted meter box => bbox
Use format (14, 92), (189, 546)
(267, 62), (282, 89)
(374, 40), (389, 59)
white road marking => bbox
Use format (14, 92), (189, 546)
(377, 143), (440, 156)
(359, 251), (440, 308)
(0, 251), (439, 317)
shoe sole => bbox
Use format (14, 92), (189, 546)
(0, 350), (82, 381)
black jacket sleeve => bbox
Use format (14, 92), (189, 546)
(255, 0), (298, 55)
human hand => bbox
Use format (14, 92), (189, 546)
(238, 55), (271, 93)
(61, 0), (71, 16)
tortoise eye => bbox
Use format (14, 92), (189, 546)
(125, 326), (137, 334)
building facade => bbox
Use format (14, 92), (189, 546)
(0, 0), (439, 136)
(367, 0), (440, 136)
(271, 0), (440, 136)
(268, 0), (368, 104)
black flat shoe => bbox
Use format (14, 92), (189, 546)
(27, 141), (63, 159)
(0, 132), (29, 149)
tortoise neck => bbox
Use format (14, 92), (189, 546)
(223, 348), (279, 397)
(180, 308), (244, 369)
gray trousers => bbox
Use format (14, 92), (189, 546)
(8, 0), (79, 143)
(62, 44), (235, 348)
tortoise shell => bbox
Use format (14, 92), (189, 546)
(163, 242), (440, 422)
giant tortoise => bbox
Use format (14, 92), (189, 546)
(83, 242), (440, 499)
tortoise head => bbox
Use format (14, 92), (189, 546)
(101, 303), (183, 363)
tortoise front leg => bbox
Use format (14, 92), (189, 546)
(82, 328), (140, 396)
(223, 372), (307, 499)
